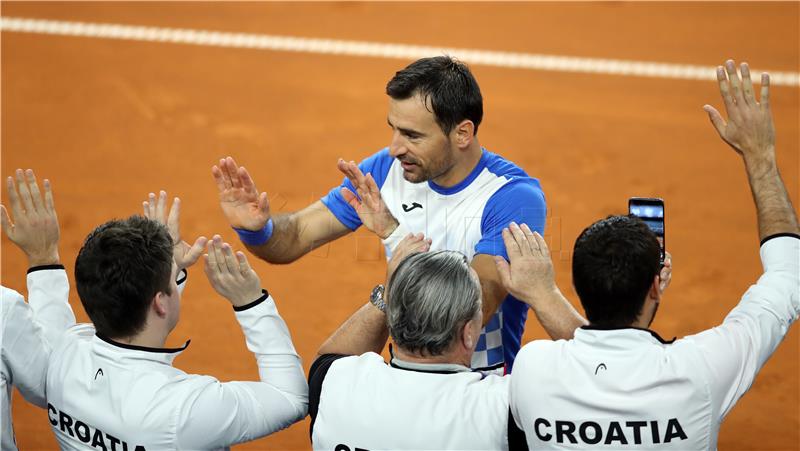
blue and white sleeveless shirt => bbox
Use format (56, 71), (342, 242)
(322, 147), (546, 372)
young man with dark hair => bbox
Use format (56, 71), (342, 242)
(213, 56), (585, 373)
(501, 60), (799, 449)
(45, 192), (308, 450)
(572, 215), (663, 327)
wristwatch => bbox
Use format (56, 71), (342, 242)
(370, 284), (386, 313)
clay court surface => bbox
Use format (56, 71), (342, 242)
(1, 2), (798, 450)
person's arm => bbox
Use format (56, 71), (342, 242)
(686, 61), (800, 419)
(704, 61), (798, 240)
(1, 169), (75, 348)
(494, 222), (586, 340)
(212, 157), (352, 264)
(176, 237), (307, 449)
(1, 287), (51, 408)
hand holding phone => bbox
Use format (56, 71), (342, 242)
(629, 197), (665, 265)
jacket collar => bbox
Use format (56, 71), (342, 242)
(95, 333), (190, 364)
(581, 324), (677, 345)
(388, 344), (473, 375)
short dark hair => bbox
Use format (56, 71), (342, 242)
(75, 216), (174, 339)
(572, 215), (661, 328)
(386, 56), (483, 136)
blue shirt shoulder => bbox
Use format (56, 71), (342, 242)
(475, 152), (547, 258)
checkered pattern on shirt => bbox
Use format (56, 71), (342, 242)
(471, 310), (504, 372)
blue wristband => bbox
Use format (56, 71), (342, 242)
(234, 219), (274, 246)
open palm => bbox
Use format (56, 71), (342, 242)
(213, 157), (270, 231)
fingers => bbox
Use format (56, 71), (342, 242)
(16, 169), (35, 213)
(703, 105), (726, 136)
(218, 159), (233, 190)
(529, 229), (550, 258)
(155, 191), (167, 222)
(760, 72), (770, 109)
(5, 176), (22, 217)
(725, 59), (744, 105)
(146, 193), (157, 219)
(740, 62), (755, 104)
(0, 205), (12, 237)
(43, 179), (55, 212)
(716, 66), (736, 115)
(236, 251), (252, 275)
(238, 166), (258, 194)
(493, 256), (512, 289)
(508, 222), (532, 256)
(501, 228), (522, 259)
(211, 165), (227, 192)
(167, 197), (181, 240)
(207, 235), (225, 273)
(226, 158), (242, 189)
(223, 157), (242, 189)
(25, 170), (45, 212)
(519, 223), (539, 254)
(221, 242), (239, 274)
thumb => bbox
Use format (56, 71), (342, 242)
(184, 236), (209, 267)
(0, 205), (13, 238)
(703, 105), (726, 136)
(340, 188), (360, 210)
(494, 256), (513, 290)
(258, 192), (270, 215)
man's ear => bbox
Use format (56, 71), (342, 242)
(453, 120), (475, 149)
(461, 317), (478, 350)
(648, 274), (662, 301)
(152, 292), (169, 318)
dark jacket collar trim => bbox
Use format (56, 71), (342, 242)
(581, 325), (677, 344)
(96, 333), (190, 353)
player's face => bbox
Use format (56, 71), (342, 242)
(387, 94), (456, 184)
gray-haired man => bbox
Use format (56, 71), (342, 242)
(307, 233), (533, 450)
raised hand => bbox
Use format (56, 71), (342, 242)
(338, 159), (399, 239)
(212, 157), (271, 231)
(386, 232), (432, 284)
(143, 191), (207, 271)
(493, 222), (557, 305)
(203, 235), (262, 307)
(703, 60), (775, 163)
(0, 169), (60, 266)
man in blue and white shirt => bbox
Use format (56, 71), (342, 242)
(213, 56), (585, 372)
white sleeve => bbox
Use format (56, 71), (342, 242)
(1, 287), (50, 408)
(685, 235), (799, 419)
(26, 266), (75, 348)
(176, 291), (308, 449)
(176, 268), (188, 295)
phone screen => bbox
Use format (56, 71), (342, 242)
(629, 198), (665, 263)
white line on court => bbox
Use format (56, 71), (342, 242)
(2, 16), (798, 87)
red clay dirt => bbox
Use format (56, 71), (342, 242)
(1, 2), (798, 450)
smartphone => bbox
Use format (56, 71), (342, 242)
(628, 197), (665, 265)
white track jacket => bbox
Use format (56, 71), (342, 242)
(510, 235), (799, 450)
(45, 274), (308, 451)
